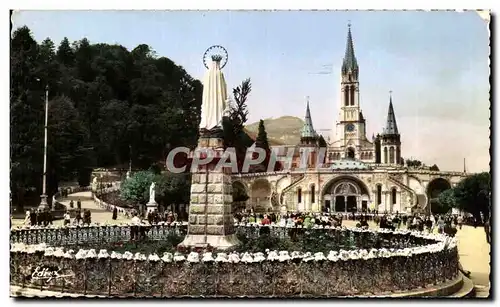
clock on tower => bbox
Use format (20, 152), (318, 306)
(346, 123), (355, 132)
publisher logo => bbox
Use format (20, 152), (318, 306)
(30, 265), (73, 282)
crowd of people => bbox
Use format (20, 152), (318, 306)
(232, 210), (490, 241)
(23, 199), (95, 227)
(23, 209), (54, 226)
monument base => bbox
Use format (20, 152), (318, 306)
(178, 233), (240, 250)
(146, 201), (158, 213)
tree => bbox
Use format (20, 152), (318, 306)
(436, 189), (455, 214)
(255, 119), (270, 152)
(10, 25), (203, 208)
(406, 159), (423, 168)
(430, 164), (440, 171)
(155, 173), (191, 209)
(232, 183), (249, 202)
(10, 26), (44, 210)
(120, 171), (156, 205)
(452, 172), (491, 220)
(222, 78), (253, 172)
(47, 95), (91, 191)
(56, 37), (75, 66)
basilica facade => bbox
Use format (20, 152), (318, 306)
(232, 25), (467, 214)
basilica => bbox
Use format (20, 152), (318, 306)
(233, 25), (467, 214)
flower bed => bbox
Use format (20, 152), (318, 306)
(10, 233), (458, 297)
(10, 224), (459, 297)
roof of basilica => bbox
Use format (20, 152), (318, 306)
(300, 98), (317, 139)
(383, 94), (399, 135)
(330, 159), (371, 170)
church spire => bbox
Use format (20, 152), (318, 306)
(301, 96), (317, 140)
(384, 91), (399, 135)
(341, 22), (358, 76)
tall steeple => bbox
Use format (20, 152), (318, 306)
(341, 22), (358, 77)
(380, 91), (402, 165)
(301, 96), (317, 143)
(384, 92), (399, 135)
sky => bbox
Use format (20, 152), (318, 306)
(12, 10), (490, 173)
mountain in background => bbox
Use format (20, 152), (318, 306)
(244, 116), (304, 146)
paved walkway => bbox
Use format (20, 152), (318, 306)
(12, 191), (132, 227)
(342, 220), (491, 298)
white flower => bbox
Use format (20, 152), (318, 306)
(228, 252), (240, 263)
(25, 246), (36, 254)
(44, 247), (55, 257)
(327, 251), (339, 262)
(98, 249), (110, 259)
(85, 249), (98, 259)
(302, 252), (315, 262)
(215, 253), (228, 263)
(63, 249), (75, 259)
(267, 250), (279, 261)
(75, 249), (88, 259)
(53, 248), (65, 258)
(148, 254), (160, 262)
(241, 252), (254, 263)
(187, 252), (200, 263)
(252, 252), (266, 262)
(35, 243), (47, 252)
(347, 250), (360, 260)
(338, 250), (351, 261)
(278, 251), (290, 262)
(110, 251), (122, 259)
(134, 253), (147, 261)
(161, 253), (173, 263)
(10, 243), (26, 253)
(314, 252), (327, 261)
(122, 251), (134, 260)
(290, 251), (303, 260)
(173, 252), (186, 262)
(202, 252), (215, 262)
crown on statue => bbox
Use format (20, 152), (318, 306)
(211, 54), (223, 62)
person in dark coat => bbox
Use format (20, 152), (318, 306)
(75, 209), (82, 225)
(112, 206), (118, 220)
(30, 210), (37, 226)
(77, 199), (82, 210)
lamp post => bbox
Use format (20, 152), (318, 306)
(38, 85), (50, 212)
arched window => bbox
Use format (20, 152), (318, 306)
(384, 147), (388, 164)
(369, 152), (373, 159)
(298, 188), (302, 203)
(311, 185), (315, 203)
(344, 86), (349, 107)
(396, 147), (401, 164)
(391, 188), (397, 205)
(389, 147), (395, 164)
(376, 185), (382, 205)
(347, 148), (355, 159)
(350, 86), (355, 106)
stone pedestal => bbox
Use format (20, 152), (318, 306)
(179, 136), (240, 250)
(146, 200), (158, 213)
